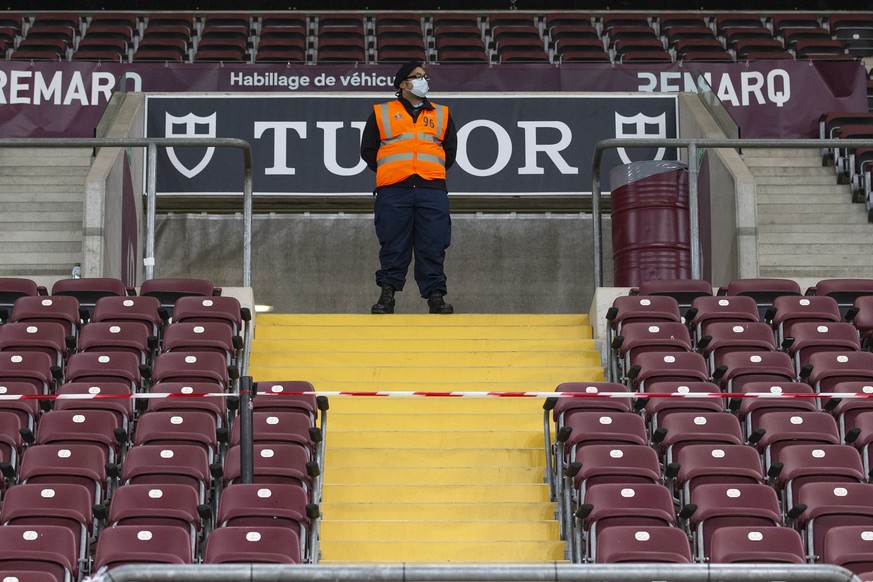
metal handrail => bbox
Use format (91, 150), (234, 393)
(97, 562), (860, 582)
(0, 137), (254, 287)
(591, 138), (873, 289)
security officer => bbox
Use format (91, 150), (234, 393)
(361, 60), (457, 314)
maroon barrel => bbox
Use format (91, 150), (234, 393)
(610, 161), (692, 287)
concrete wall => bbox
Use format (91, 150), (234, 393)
(154, 212), (615, 314)
(84, 92), (146, 281)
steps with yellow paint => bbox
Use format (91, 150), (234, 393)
(248, 314), (603, 563)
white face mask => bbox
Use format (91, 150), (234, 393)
(409, 77), (429, 98)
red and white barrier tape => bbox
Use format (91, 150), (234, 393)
(0, 390), (872, 401)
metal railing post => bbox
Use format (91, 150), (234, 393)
(145, 142), (158, 281)
(238, 375), (254, 484)
(687, 142), (701, 279)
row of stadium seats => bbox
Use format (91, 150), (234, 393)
(1, 11), (871, 63)
(543, 278), (873, 572)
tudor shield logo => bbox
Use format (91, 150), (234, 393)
(614, 112), (667, 164)
(165, 112), (217, 178)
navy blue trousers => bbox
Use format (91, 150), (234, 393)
(374, 186), (451, 298)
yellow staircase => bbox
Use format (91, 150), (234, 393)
(248, 314), (603, 562)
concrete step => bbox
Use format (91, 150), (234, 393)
(744, 157), (827, 167)
(0, 221), (82, 232)
(250, 365), (604, 384)
(748, 166), (834, 177)
(252, 338), (596, 353)
(255, 325), (592, 340)
(0, 251), (82, 266)
(325, 447), (545, 468)
(319, 540), (566, 562)
(762, 266), (873, 278)
(0, 186), (86, 195)
(323, 397), (549, 415)
(762, 223), (873, 234)
(756, 212), (868, 225)
(0, 231), (82, 243)
(321, 520), (559, 542)
(743, 148), (821, 158)
(0, 202), (83, 214)
(320, 502), (556, 521)
(323, 483), (550, 503)
(255, 379), (603, 392)
(758, 254), (873, 267)
(759, 243), (873, 256)
(330, 412), (543, 431)
(756, 192), (849, 204)
(0, 147), (92, 159)
(260, 314), (589, 327)
(325, 465), (545, 485)
(327, 430), (543, 449)
(759, 232), (873, 245)
(0, 264), (76, 277)
(249, 350), (600, 368)
(757, 203), (864, 215)
(756, 184), (850, 195)
(753, 175), (839, 185)
(0, 241), (83, 254)
(0, 211), (82, 223)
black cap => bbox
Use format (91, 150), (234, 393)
(393, 59), (423, 90)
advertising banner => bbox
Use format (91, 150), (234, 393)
(0, 60), (865, 140)
(145, 93), (678, 196)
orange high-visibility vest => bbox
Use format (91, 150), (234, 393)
(374, 100), (449, 187)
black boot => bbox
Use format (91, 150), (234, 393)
(427, 290), (454, 314)
(371, 284), (396, 314)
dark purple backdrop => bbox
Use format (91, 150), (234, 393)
(0, 61), (865, 139)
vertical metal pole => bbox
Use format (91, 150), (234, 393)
(591, 147), (603, 289)
(242, 155), (253, 288)
(687, 143), (701, 280)
(145, 142), (158, 281)
(239, 375), (254, 484)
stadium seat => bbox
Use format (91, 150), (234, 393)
(687, 295), (761, 341)
(717, 277), (802, 321)
(593, 525), (692, 563)
(139, 277), (218, 315)
(682, 483), (782, 561)
(93, 524), (192, 570)
(0, 483), (94, 568)
(0, 381), (40, 433)
(0, 277), (45, 321)
(844, 410), (873, 477)
(92, 295), (167, 338)
(611, 321), (692, 383)
(146, 380), (228, 428)
(33, 409), (125, 463)
(0, 409), (23, 481)
(575, 482), (676, 562)
(0, 351), (57, 395)
(107, 483), (204, 559)
(636, 278), (713, 315)
(121, 443), (214, 505)
(769, 444), (865, 511)
(133, 410), (219, 462)
(784, 322), (861, 374)
(50, 277), (132, 319)
(78, 321), (154, 365)
(65, 351), (143, 392)
(11, 296), (83, 338)
(640, 381), (725, 431)
(161, 322), (238, 366)
(809, 279), (873, 318)
(790, 482), (873, 560)
(54, 381), (134, 431)
(823, 525), (873, 573)
(151, 351), (235, 390)
(203, 525), (301, 564)
(223, 443), (315, 496)
(766, 295), (842, 346)
(0, 524), (80, 581)
(750, 411), (840, 467)
(714, 351), (796, 393)
(0, 322), (71, 368)
(696, 322), (777, 373)
(172, 294), (249, 338)
(669, 444), (764, 503)
(216, 482), (316, 561)
(229, 411), (318, 459)
(805, 351), (873, 392)
(653, 412), (744, 466)
(626, 352), (710, 390)
(18, 443), (111, 506)
(708, 526), (805, 564)
(733, 382), (817, 439)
